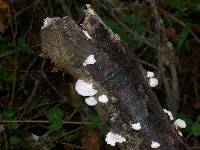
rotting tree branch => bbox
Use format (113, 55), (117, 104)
(41, 5), (187, 150)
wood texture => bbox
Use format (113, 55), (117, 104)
(41, 6), (188, 150)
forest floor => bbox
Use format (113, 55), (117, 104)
(0, 0), (200, 149)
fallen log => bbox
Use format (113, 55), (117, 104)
(41, 5), (188, 150)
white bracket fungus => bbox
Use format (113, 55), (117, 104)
(174, 119), (186, 128)
(105, 132), (126, 146)
(163, 109), (174, 120)
(151, 141), (160, 149)
(149, 77), (158, 87)
(75, 79), (97, 96)
(131, 123), (142, 130)
(85, 97), (97, 106)
(146, 71), (158, 87)
(147, 71), (154, 78)
(83, 55), (96, 66)
(98, 95), (109, 103)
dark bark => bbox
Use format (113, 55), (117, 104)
(41, 6), (188, 150)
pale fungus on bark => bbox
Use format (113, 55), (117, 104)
(85, 96), (97, 106)
(75, 79), (98, 97)
(131, 123), (142, 130)
(98, 94), (109, 103)
(83, 55), (96, 66)
(105, 132), (126, 146)
(151, 141), (160, 149)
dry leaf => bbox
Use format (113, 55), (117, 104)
(82, 129), (100, 150)
(0, 0), (10, 33)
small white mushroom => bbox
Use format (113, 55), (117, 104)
(151, 141), (160, 149)
(174, 119), (186, 128)
(85, 97), (97, 106)
(105, 132), (126, 146)
(98, 95), (109, 103)
(149, 78), (158, 87)
(75, 79), (98, 96)
(147, 71), (154, 78)
(83, 55), (96, 66)
(131, 123), (142, 130)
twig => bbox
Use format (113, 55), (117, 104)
(23, 56), (38, 84)
(20, 77), (40, 117)
(9, 5), (18, 107)
(137, 58), (158, 69)
(158, 7), (200, 44)
(67, 108), (78, 120)
(41, 72), (67, 99)
(63, 143), (84, 149)
(100, 2), (156, 50)
(0, 120), (90, 125)
(6, 2), (34, 30)
(189, 146), (200, 150)
(2, 130), (8, 150)
(0, 51), (15, 58)
(145, 0), (180, 114)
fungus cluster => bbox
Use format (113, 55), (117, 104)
(75, 55), (109, 106)
(147, 71), (158, 87)
(163, 109), (186, 136)
(74, 54), (185, 148)
(105, 132), (126, 146)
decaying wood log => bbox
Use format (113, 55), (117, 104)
(41, 5), (188, 150)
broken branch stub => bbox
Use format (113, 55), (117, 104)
(41, 7), (188, 150)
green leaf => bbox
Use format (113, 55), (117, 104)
(177, 25), (192, 50)
(0, 69), (13, 81)
(197, 115), (200, 122)
(122, 15), (146, 25)
(191, 124), (200, 136)
(176, 113), (193, 123)
(47, 107), (64, 120)
(8, 122), (19, 130)
(89, 111), (101, 128)
(17, 37), (32, 54)
(2, 109), (14, 120)
(47, 143), (56, 150)
(71, 99), (81, 108)
(49, 120), (63, 131)
(9, 136), (22, 145)
(176, 113), (192, 134)
(0, 39), (14, 53)
(166, 0), (186, 12)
